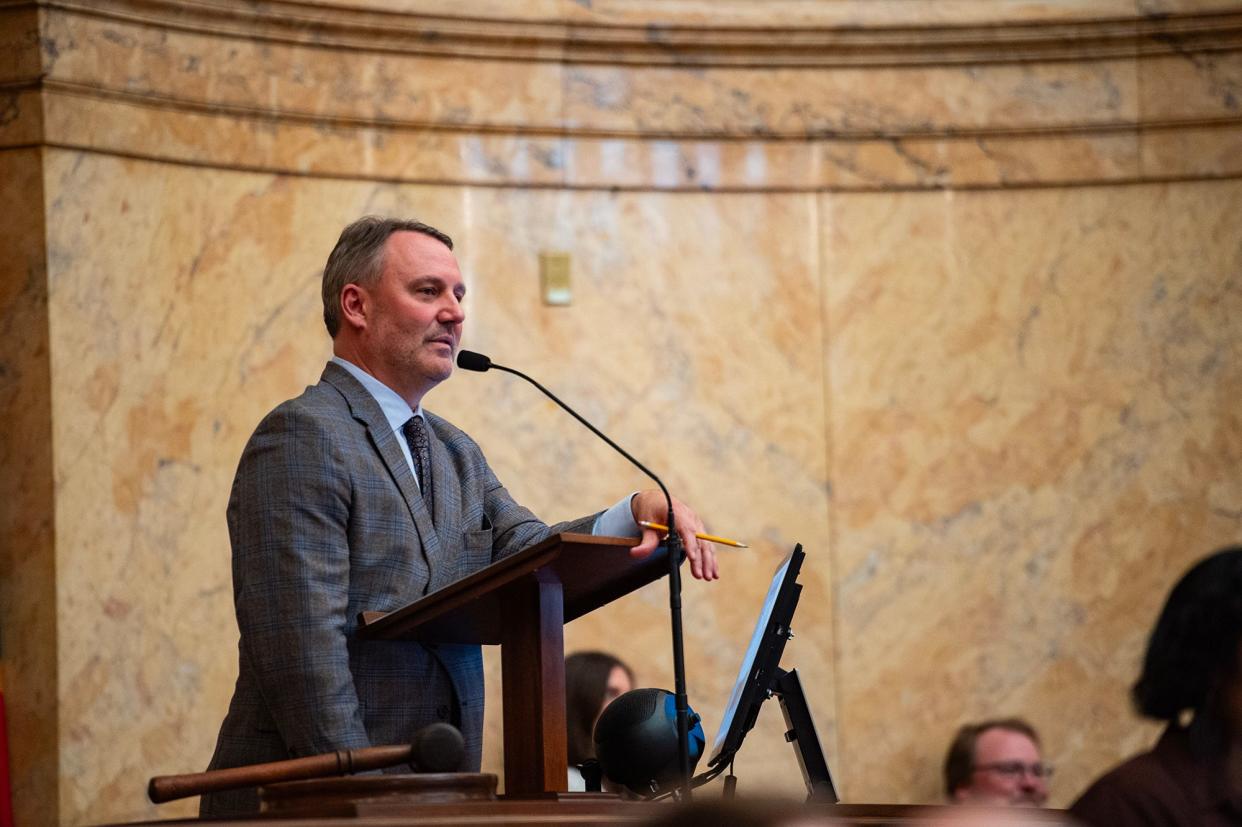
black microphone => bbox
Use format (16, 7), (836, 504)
(455, 350), (492, 373)
(408, 721), (466, 773)
(455, 349), (695, 799)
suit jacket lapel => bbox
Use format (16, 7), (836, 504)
(320, 362), (443, 591)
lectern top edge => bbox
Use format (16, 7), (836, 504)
(356, 532), (644, 641)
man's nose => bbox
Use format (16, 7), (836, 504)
(440, 293), (465, 323)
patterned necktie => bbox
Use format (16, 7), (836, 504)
(402, 415), (434, 517)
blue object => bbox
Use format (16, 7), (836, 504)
(594, 688), (705, 795)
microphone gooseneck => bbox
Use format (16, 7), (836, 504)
(454, 349), (693, 799)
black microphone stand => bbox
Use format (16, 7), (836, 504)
(458, 352), (693, 800)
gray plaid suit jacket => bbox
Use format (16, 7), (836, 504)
(201, 362), (599, 815)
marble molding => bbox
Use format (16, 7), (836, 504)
(1, 2), (1238, 191)
(27, 0), (1242, 65)
(1, 1), (1241, 824)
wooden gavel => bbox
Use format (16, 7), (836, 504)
(148, 722), (465, 803)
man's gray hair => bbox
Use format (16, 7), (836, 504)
(321, 216), (454, 337)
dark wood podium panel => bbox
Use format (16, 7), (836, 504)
(356, 534), (666, 645)
(103, 801), (1076, 826)
(102, 797), (653, 826)
(259, 774), (498, 817)
(351, 534), (674, 799)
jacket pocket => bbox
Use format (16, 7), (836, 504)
(462, 528), (494, 572)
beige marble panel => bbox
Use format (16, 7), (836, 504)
(426, 188), (834, 792)
(1137, 51), (1242, 122)
(19, 2), (1242, 823)
(1140, 122), (1242, 178)
(563, 137), (819, 192)
(41, 154), (832, 820)
(0, 148), (59, 827)
(41, 152), (471, 823)
(823, 181), (1242, 806)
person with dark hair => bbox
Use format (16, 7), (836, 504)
(943, 718), (1050, 807)
(200, 216), (719, 815)
(565, 651), (634, 790)
(1070, 545), (1242, 826)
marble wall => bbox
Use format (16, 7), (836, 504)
(1, 1), (1240, 824)
(824, 182), (1242, 801)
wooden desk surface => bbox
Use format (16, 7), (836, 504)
(104, 800), (1076, 827)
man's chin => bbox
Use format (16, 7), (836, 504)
(431, 359), (456, 382)
(402, 358), (454, 391)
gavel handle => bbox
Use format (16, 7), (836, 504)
(148, 743), (413, 803)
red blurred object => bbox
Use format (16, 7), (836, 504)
(0, 684), (12, 827)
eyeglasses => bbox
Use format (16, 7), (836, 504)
(973, 761), (1055, 780)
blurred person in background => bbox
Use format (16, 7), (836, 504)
(1070, 545), (1242, 826)
(944, 718), (1051, 807)
(566, 650), (634, 791)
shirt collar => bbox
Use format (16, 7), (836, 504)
(331, 355), (424, 432)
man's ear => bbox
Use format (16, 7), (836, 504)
(340, 283), (368, 331)
(951, 786), (971, 803)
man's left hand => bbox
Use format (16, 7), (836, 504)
(629, 490), (721, 581)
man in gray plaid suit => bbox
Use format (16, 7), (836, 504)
(200, 216), (718, 815)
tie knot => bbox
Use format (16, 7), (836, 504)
(404, 415), (428, 446)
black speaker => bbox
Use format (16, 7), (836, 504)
(593, 688), (705, 795)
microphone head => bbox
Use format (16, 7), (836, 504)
(409, 722), (466, 773)
(593, 688), (705, 796)
(456, 350), (492, 372)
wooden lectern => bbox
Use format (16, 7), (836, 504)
(355, 533), (670, 799)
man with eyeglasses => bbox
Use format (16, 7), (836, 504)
(943, 718), (1051, 807)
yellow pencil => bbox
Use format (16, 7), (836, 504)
(637, 520), (749, 549)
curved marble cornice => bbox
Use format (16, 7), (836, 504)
(32, 0), (1242, 67)
(4, 0), (1242, 190)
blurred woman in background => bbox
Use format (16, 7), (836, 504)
(566, 651), (634, 791)
(1070, 545), (1242, 826)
